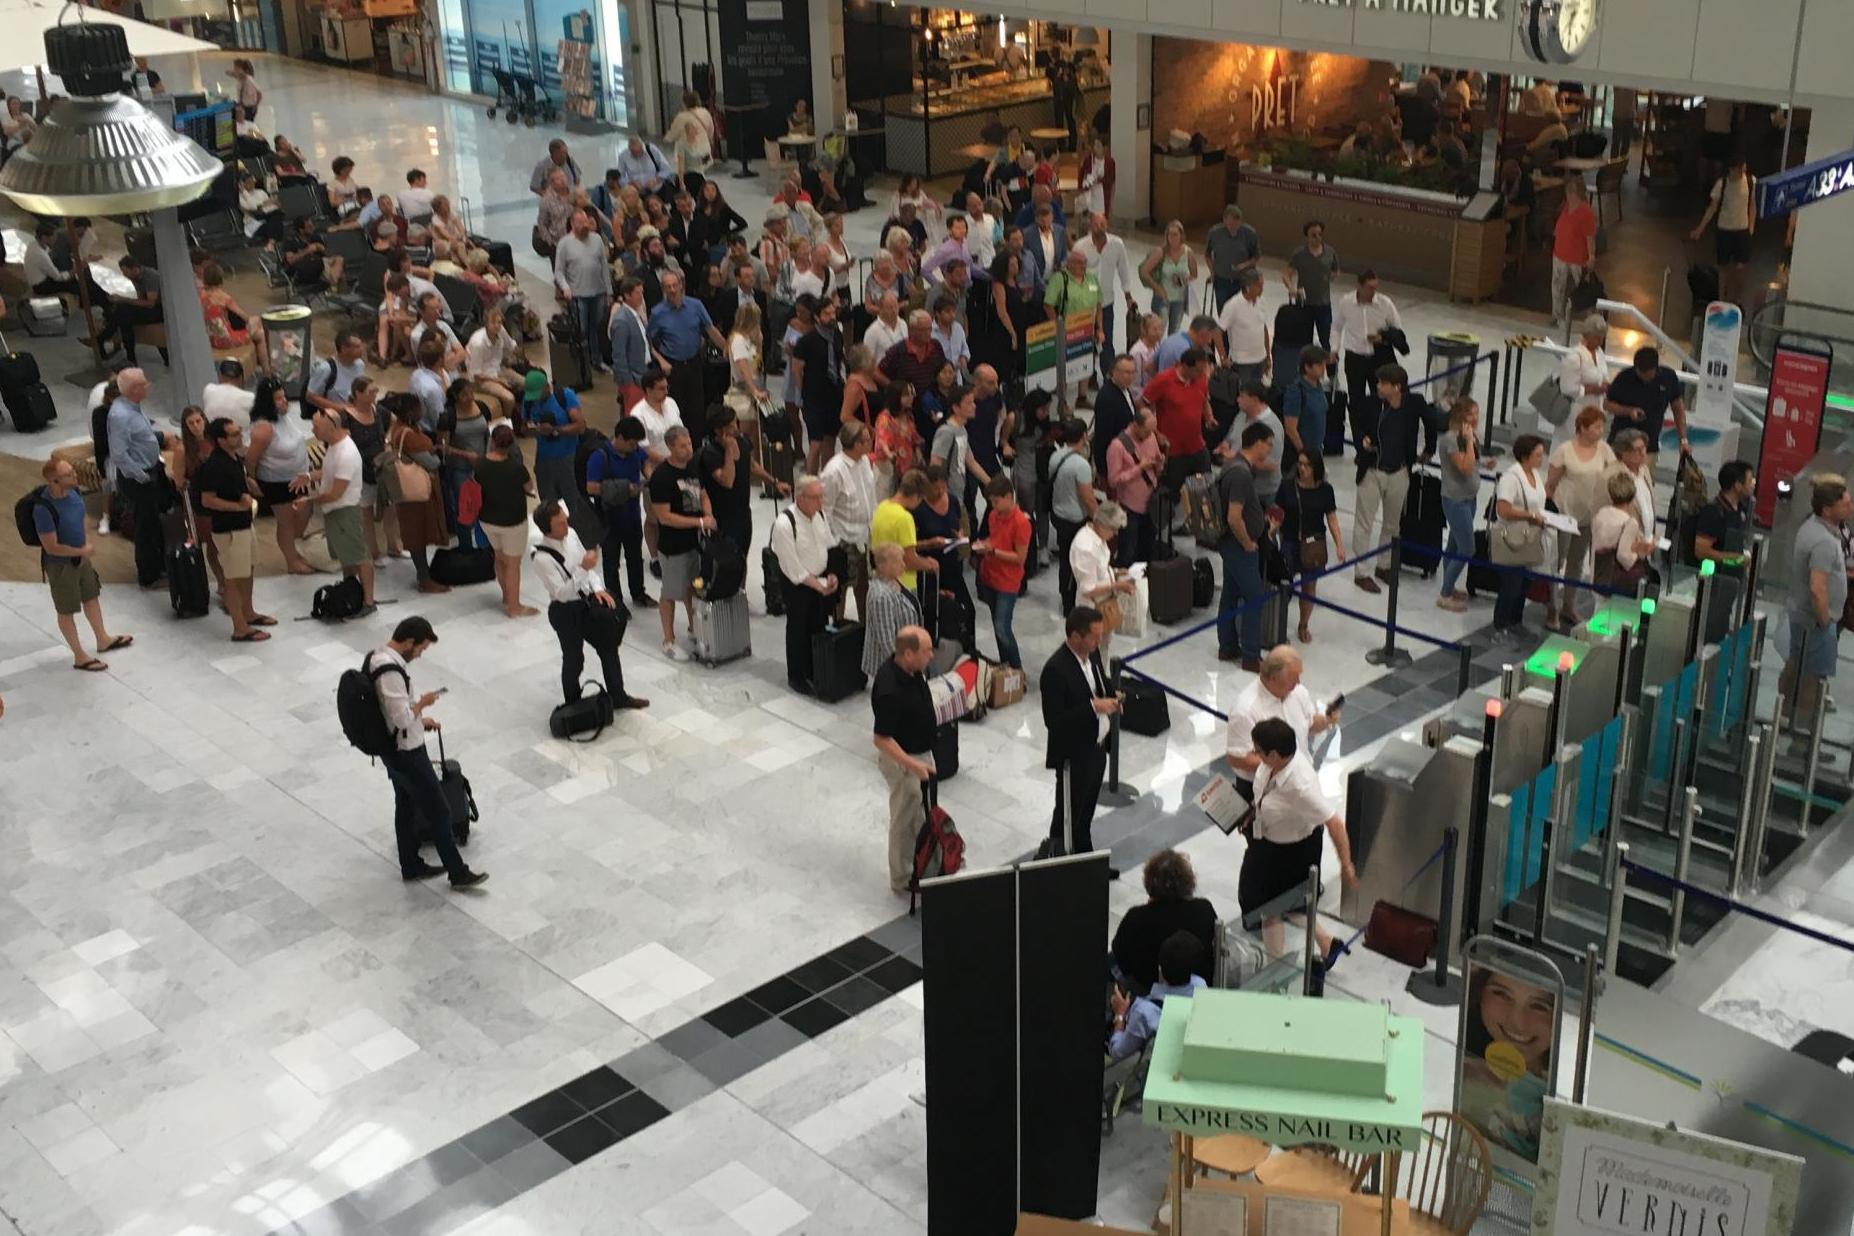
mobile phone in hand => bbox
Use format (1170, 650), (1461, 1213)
(1327, 692), (1345, 716)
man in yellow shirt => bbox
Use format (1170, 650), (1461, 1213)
(869, 467), (939, 593)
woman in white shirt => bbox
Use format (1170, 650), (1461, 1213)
(1240, 717), (1357, 960)
(1590, 471), (1656, 593)
(1544, 405), (1617, 629)
(238, 173), (284, 242)
(1070, 501), (1136, 659)
(530, 499), (649, 712)
(2, 96), (37, 157)
(890, 173), (943, 226)
(1490, 434), (1550, 639)
(668, 90), (714, 191)
(1554, 315), (1611, 448)
(725, 301), (768, 426)
(464, 305), (523, 420)
(820, 213), (855, 293)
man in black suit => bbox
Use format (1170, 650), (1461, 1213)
(664, 190), (708, 271)
(1039, 605), (1122, 878)
(1090, 353), (1139, 479)
(715, 261), (771, 356)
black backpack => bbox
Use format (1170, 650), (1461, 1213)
(572, 426), (611, 504)
(13, 486), (51, 547)
(312, 576), (365, 621)
(697, 533), (746, 601)
(336, 653), (408, 758)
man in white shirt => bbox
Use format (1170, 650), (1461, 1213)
(1076, 211), (1138, 374)
(962, 192), (996, 269)
(398, 169), (437, 220)
(863, 290), (907, 360)
(202, 359), (256, 432)
(627, 370), (684, 467)
(1247, 717), (1354, 959)
(408, 294), (466, 371)
(1217, 268), (1271, 386)
(770, 476), (839, 695)
(365, 616), (487, 888)
(530, 497), (649, 712)
(821, 421), (878, 621)
(1331, 270), (1402, 408)
(1224, 647), (1338, 801)
(22, 222), (76, 297)
(299, 408), (373, 610)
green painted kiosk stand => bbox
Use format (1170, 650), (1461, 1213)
(1143, 989), (1426, 1236)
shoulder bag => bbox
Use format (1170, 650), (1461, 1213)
(1528, 373), (1574, 427)
(381, 426), (433, 504)
(1293, 484), (1328, 572)
(1491, 469), (1545, 566)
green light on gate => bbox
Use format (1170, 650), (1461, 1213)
(1641, 598), (1657, 616)
(1700, 559), (1716, 578)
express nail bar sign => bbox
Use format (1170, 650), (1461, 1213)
(1296, 0), (1505, 19)
(1532, 1099), (1804, 1236)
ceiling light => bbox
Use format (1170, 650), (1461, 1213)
(0, 15), (220, 215)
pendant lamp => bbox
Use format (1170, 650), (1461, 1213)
(0, 14), (220, 215)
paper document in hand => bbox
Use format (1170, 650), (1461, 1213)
(1127, 561), (1148, 579)
(1542, 510), (1581, 536)
(1196, 774), (1246, 835)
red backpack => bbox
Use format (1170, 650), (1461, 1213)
(909, 793), (965, 916)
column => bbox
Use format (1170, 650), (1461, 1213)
(1108, 32), (1150, 226)
(1782, 102), (1854, 342)
(809, 0), (846, 129)
(149, 209), (215, 414)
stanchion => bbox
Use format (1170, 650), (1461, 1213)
(1740, 538), (1763, 629)
(1611, 624), (1633, 716)
(1272, 580), (1293, 648)
(1802, 686), (1829, 825)
(1603, 840), (1631, 978)
(1667, 787), (1700, 954)
(1742, 722), (1776, 894)
(1302, 864), (1321, 997)
(1364, 540), (1414, 669)
(1461, 699), (1500, 941)
(1455, 643), (1473, 698)
(1728, 730), (1762, 895)
(1406, 827), (1464, 1006)
(1100, 656), (1135, 806)
(1572, 942), (1600, 1104)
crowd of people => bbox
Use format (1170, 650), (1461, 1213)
(13, 73), (1836, 906)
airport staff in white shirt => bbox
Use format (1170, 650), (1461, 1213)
(1240, 717), (1356, 961)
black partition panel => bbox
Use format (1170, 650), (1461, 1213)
(922, 869), (1018, 1236)
(1016, 853), (1109, 1220)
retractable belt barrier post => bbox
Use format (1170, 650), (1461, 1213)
(1364, 540), (1414, 670)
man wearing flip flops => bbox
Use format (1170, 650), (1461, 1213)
(27, 458), (133, 673)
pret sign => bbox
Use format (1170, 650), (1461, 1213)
(1754, 338), (1832, 526)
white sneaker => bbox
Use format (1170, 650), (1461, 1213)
(663, 641), (691, 662)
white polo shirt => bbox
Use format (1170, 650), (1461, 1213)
(1218, 293), (1269, 366)
(1225, 680), (1319, 784)
(628, 396), (684, 458)
(1252, 753), (1334, 844)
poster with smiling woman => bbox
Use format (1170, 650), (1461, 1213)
(1458, 958), (1563, 1177)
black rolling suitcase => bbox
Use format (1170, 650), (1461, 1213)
(432, 731), (476, 845)
(812, 622), (868, 702)
(0, 344), (55, 433)
(1324, 388), (1348, 457)
(763, 496), (788, 617)
(168, 498), (210, 619)
(1398, 466), (1444, 578)
(758, 414), (796, 500)
(932, 721), (959, 781)
(547, 313), (592, 392)
(1467, 528), (1502, 598)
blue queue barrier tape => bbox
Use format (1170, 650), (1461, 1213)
(1408, 353), (1496, 394)
(1427, 543), (1631, 599)
(1328, 836), (1451, 968)
(1117, 664), (1229, 723)
(1623, 860), (1854, 954)
(1289, 587), (1469, 652)
(1120, 541), (1398, 666)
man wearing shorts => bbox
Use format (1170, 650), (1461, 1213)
(196, 418), (275, 641)
(646, 425), (715, 661)
(297, 408), (375, 616)
(30, 458), (132, 672)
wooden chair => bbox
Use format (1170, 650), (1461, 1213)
(1352, 1111), (1492, 1236)
(1593, 158), (1628, 226)
(1253, 1144), (1369, 1195)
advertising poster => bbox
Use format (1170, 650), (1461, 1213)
(1458, 959), (1559, 1177)
(1690, 301), (1743, 469)
(1025, 311), (1096, 396)
(1532, 1098), (1804, 1236)
(1754, 339), (1832, 526)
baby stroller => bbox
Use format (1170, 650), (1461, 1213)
(486, 67), (557, 126)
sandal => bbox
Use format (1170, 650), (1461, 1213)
(1297, 624), (1313, 643)
(231, 630), (272, 642)
(249, 614), (278, 626)
(72, 658), (107, 672)
(101, 635), (134, 652)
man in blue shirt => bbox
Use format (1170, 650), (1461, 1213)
(646, 270), (727, 451)
(1108, 932), (1207, 1060)
(1153, 315), (1221, 376)
(105, 368), (174, 588)
(523, 368), (589, 536)
(1280, 345), (1331, 468)
(584, 415), (653, 609)
(31, 457), (131, 672)
(616, 136), (673, 197)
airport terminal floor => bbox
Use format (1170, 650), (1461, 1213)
(1, 52), (1853, 1236)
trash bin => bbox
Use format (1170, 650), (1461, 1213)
(261, 305), (314, 402)
(1425, 331), (1480, 409)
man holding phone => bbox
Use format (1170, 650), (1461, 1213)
(1040, 606), (1122, 877)
(1224, 646), (1340, 802)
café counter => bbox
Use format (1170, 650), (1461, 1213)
(1233, 165), (1505, 301)
(872, 75), (1108, 179)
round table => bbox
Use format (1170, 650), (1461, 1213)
(1253, 1148), (1357, 1194)
(1190, 1134), (1271, 1178)
(1030, 126), (1069, 151)
(778, 133), (818, 168)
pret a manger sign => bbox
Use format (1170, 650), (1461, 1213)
(1148, 1102), (1419, 1151)
(1297, 0), (1504, 18)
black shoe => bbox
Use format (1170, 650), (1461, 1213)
(1217, 649), (1241, 662)
(450, 870), (489, 889)
(1107, 866), (1122, 881)
(401, 863), (445, 880)
(632, 593), (656, 608)
(1324, 937), (1349, 970)
(616, 695), (651, 710)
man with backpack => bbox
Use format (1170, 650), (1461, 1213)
(22, 457), (132, 672)
(346, 616), (487, 888)
(771, 476), (838, 695)
(871, 625), (937, 895)
(305, 331), (370, 416)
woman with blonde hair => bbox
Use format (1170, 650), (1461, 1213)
(1545, 405), (1617, 628)
(725, 300), (769, 429)
(1139, 221), (1199, 332)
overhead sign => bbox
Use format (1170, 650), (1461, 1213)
(1754, 337), (1832, 526)
(1146, 1100), (1420, 1151)
(1531, 1099), (1805, 1236)
(1296, 0), (1502, 18)
(1755, 147), (1854, 219)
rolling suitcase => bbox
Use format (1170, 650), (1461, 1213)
(1398, 467), (1444, 578)
(168, 499), (210, 619)
(433, 731), (476, 845)
(1192, 557), (1215, 609)
(692, 592), (751, 665)
(1468, 529), (1501, 598)
(812, 621), (868, 702)
(762, 495), (787, 617)
(0, 342), (54, 433)
(758, 415), (796, 500)
(1324, 388), (1348, 457)
(547, 313), (592, 391)
(1148, 555), (1193, 625)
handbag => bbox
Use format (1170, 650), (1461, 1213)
(1528, 375), (1574, 427)
(1293, 485), (1329, 572)
(379, 427), (433, 504)
(1491, 474), (1545, 566)
(1097, 591), (1124, 634)
(1570, 269), (1606, 313)
(456, 477), (483, 527)
(1363, 900), (1439, 967)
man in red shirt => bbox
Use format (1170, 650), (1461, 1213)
(974, 475), (1031, 669)
(1139, 347), (1216, 508)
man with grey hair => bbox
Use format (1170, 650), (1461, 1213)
(871, 624), (938, 894)
(106, 368), (173, 589)
(647, 269), (727, 450)
(1224, 645), (1341, 801)
(553, 208), (613, 370)
(1217, 266), (1272, 387)
(1206, 204), (1261, 312)
(1782, 473), (1853, 740)
(863, 289), (906, 359)
(1555, 313), (1612, 449)
(534, 168), (575, 256)
(770, 474), (838, 694)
